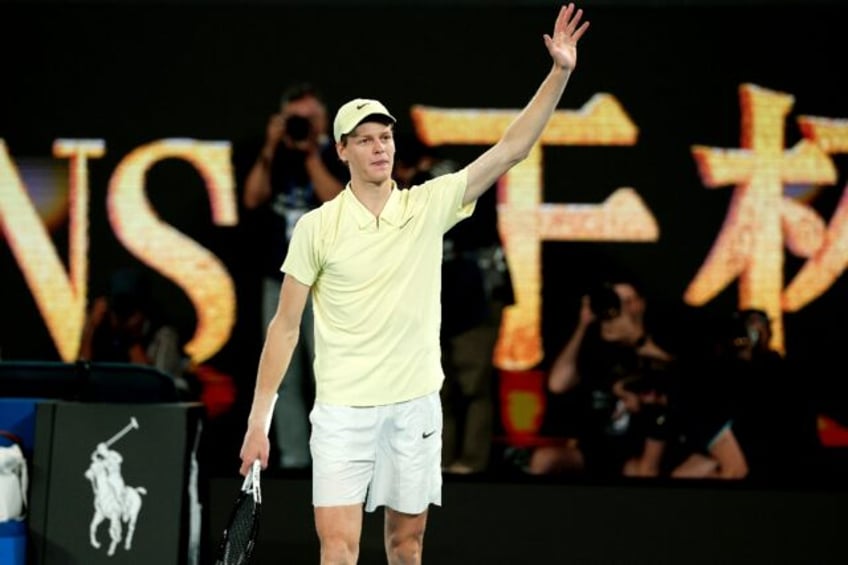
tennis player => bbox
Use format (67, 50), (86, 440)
(238, 4), (590, 563)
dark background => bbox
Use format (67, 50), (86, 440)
(206, 474), (847, 564)
(2, 0), (847, 471)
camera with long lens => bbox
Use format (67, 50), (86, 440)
(588, 282), (621, 321)
(285, 115), (312, 142)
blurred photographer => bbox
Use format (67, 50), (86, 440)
(234, 82), (349, 469)
(527, 277), (675, 477)
(78, 267), (190, 395)
(394, 132), (515, 475)
(548, 279), (670, 394)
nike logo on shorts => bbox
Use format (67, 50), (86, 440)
(422, 430), (436, 439)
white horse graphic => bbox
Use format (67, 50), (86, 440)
(84, 418), (147, 556)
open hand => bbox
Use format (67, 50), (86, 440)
(543, 3), (590, 72)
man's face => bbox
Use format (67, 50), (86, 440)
(599, 283), (645, 344)
(338, 122), (395, 184)
(614, 283), (645, 319)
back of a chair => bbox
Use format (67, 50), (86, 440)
(0, 361), (179, 403)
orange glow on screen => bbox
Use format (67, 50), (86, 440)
(1, 84), (845, 366)
(0, 139), (237, 365)
(108, 139), (237, 364)
(686, 84), (839, 353)
(414, 93), (646, 369)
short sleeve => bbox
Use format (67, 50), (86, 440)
(281, 210), (322, 286)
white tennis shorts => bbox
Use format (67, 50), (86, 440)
(309, 391), (443, 514)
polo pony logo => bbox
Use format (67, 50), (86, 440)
(83, 417), (148, 556)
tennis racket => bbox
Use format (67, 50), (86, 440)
(214, 394), (277, 565)
(214, 459), (262, 565)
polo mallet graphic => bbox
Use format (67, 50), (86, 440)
(104, 417), (140, 448)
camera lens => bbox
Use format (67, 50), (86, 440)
(588, 283), (621, 321)
(285, 115), (311, 142)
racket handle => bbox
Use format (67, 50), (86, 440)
(242, 459), (262, 490)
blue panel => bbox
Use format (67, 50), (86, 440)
(0, 398), (40, 454)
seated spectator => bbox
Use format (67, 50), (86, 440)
(709, 309), (821, 483)
(526, 276), (676, 479)
(625, 308), (815, 482)
(78, 267), (191, 396)
(615, 360), (748, 480)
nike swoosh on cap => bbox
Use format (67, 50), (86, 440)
(355, 103), (369, 110)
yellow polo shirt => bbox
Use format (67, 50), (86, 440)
(282, 169), (474, 406)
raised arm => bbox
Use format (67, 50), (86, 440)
(464, 3), (589, 206)
(548, 295), (595, 393)
(243, 113), (283, 210)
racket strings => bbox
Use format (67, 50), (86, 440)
(220, 495), (259, 564)
(218, 463), (261, 565)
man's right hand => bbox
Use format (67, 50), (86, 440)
(578, 294), (596, 327)
(239, 424), (271, 476)
(239, 392), (280, 476)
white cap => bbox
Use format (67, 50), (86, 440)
(332, 98), (396, 142)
